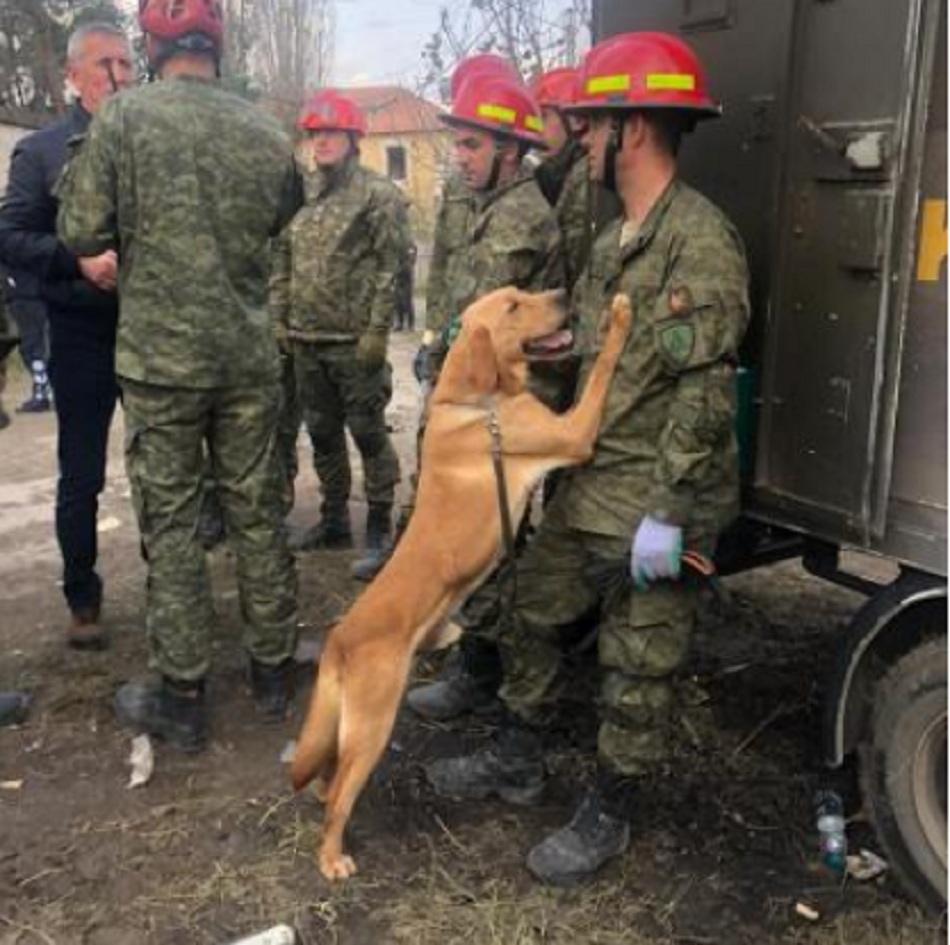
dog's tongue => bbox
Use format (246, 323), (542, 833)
(524, 329), (574, 358)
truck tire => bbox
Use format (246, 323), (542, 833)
(860, 635), (947, 913)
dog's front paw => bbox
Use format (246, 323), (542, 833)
(610, 293), (633, 337)
(320, 850), (358, 881)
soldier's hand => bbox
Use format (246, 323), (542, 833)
(356, 330), (388, 373)
(78, 250), (118, 292)
(630, 515), (682, 589)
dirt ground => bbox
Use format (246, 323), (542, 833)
(0, 334), (944, 945)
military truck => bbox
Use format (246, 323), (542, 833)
(592, 0), (947, 912)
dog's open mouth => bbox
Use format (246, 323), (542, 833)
(522, 329), (574, 361)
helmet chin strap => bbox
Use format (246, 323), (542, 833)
(602, 114), (625, 193)
(485, 139), (504, 191)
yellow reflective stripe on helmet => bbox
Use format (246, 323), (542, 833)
(525, 115), (543, 132)
(646, 73), (696, 91)
(477, 103), (516, 125)
(586, 74), (630, 95)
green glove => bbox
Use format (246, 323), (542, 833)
(356, 330), (389, 373)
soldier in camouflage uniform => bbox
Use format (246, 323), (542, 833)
(426, 33), (750, 887)
(57, 0), (303, 751)
(271, 90), (409, 556)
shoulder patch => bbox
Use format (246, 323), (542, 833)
(658, 322), (695, 366)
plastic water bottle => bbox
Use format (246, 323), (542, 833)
(815, 790), (848, 875)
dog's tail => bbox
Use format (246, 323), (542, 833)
(291, 637), (343, 792)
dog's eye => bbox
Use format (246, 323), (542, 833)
(506, 300), (520, 314)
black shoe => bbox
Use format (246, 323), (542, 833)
(16, 390), (51, 413)
(115, 677), (208, 753)
(249, 658), (294, 722)
(407, 655), (498, 721)
(525, 780), (633, 886)
(0, 691), (30, 728)
(289, 512), (353, 551)
(0, 406), (10, 431)
(350, 503), (394, 580)
(350, 541), (392, 581)
(425, 727), (546, 804)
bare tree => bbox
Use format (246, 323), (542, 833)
(248, 0), (334, 109)
(420, 0), (590, 101)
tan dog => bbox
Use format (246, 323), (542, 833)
(292, 287), (632, 880)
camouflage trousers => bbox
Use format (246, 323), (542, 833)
(492, 493), (708, 778)
(293, 341), (400, 510)
(121, 378), (298, 682)
(275, 349), (302, 518)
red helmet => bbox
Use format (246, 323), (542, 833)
(529, 67), (579, 110)
(450, 54), (523, 101)
(297, 90), (367, 136)
(442, 74), (545, 148)
(139, 0), (224, 53)
(571, 32), (720, 119)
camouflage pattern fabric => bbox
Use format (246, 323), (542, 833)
(562, 179), (750, 539)
(56, 74), (302, 681)
(122, 379), (297, 681)
(274, 345), (302, 519)
(424, 175), (473, 336)
(292, 341), (399, 509)
(270, 153), (407, 513)
(489, 179), (750, 776)
(57, 75), (303, 389)
(270, 156), (411, 342)
(439, 169), (565, 343)
(554, 150), (623, 295)
(494, 494), (707, 776)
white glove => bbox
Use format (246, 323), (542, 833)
(630, 515), (683, 589)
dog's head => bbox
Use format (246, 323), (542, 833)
(435, 287), (572, 402)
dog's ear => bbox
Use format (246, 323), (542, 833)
(467, 325), (499, 395)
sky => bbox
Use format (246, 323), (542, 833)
(331, 0), (588, 89)
(333, 0), (448, 88)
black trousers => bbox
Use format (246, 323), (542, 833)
(8, 297), (48, 370)
(48, 334), (118, 613)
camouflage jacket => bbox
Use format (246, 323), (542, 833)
(270, 156), (412, 342)
(57, 75), (302, 389)
(561, 179), (751, 541)
(424, 174), (472, 334)
(427, 169), (565, 338)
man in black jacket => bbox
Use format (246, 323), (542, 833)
(0, 21), (134, 648)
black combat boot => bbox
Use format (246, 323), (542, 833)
(407, 637), (501, 721)
(0, 691), (30, 728)
(248, 657), (294, 722)
(525, 769), (634, 886)
(349, 502), (393, 581)
(289, 504), (353, 552)
(115, 676), (208, 753)
(17, 372), (51, 413)
(425, 720), (546, 804)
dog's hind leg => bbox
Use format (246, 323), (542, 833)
(318, 653), (411, 881)
(291, 641), (343, 794)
